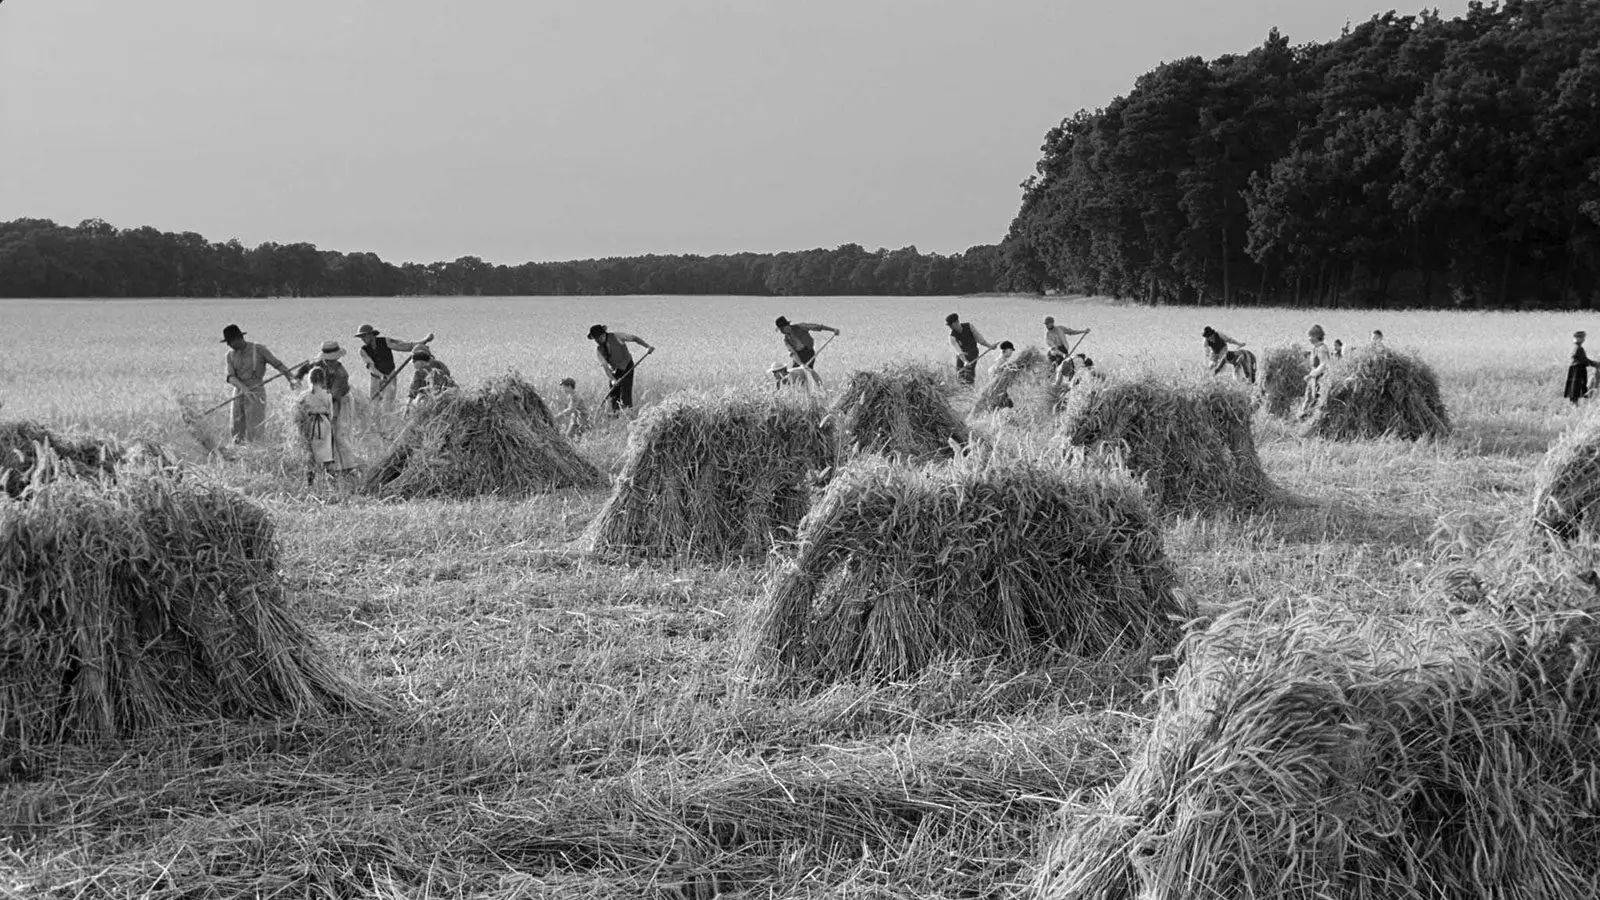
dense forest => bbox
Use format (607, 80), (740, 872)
(0, 218), (1007, 299)
(1003, 0), (1600, 308)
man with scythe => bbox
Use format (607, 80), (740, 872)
(221, 323), (301, 444)
(588, 324), (655, 413)
(355, 322), (434, 408)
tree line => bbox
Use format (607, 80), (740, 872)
(0, 218), (1008, 299)
(1002, 0), (1600, 308)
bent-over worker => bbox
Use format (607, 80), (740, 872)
(589, 324), (654, 413)
(355, 323), (433, 407)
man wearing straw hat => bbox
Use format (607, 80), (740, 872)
(221, 323), (300, 444)
(588, 324), (655, 413)
(355, 323), (434, 408)
(307, 340), (358, 471)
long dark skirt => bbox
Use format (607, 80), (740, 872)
(1565, 364), (1589, 404)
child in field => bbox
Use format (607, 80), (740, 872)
(296, 366), (336, 485)
(557, 377), (590, 438)
(408, 346), (456, 403)
(1299, 324), (1334, 419)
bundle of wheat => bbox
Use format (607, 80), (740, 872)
(1255, 345), (1309, 419)
(829, 363), (969, 461)
(747, 454), (1189, 683)
(1058, 376), (1271, 513)
(0, 456), (382, 761)
(363, 372), (599, 499)
(1037, 571), (1600, 900)
(1529, 409), (1600, 544)
(0, 420), (171, 498)
(1304, 345), (1451, 441)
(971, 346), (1051, 415)
(585, 390), (835, 562)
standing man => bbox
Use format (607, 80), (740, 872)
(222, 323), (299, 444)
(588, 324), (654, 413)
(775, 316), (840, 373)
(355, 323), (434, 408)
(309, 340), (357, 472)
(1043, 316), (1090, 367)
(946, 313), (996, 385)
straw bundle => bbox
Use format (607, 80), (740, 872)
(1037, 573), (1600, 900)
(1255, 345), (1309, 419)
(749, 454), (1188, 682)
(363, 372), (599, 499)
(1529, 409), (1600, 544)
(585, 390), (836, 561)
(0, 420), (170, 498)
(971, 346), (1050, 414)
(1058, 377), (1271, 512)
(829, 363), (969, 461)
(0, 458), (382, 758)
(1304, 346), (1451, 441)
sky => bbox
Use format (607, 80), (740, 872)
(1, 0), (1474, 265)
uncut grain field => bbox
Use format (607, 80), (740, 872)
(1, 293), (1594, 898)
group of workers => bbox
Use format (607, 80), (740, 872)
(220, 311), (1411, 477)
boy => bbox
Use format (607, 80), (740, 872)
(1299, 324), (1334, 419)
(557, 377), (591, 438)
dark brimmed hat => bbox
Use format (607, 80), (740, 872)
(412, 345), (433, 360)
(355, 323), (379, 339)
(587, 324), (607, 340)
(774, 316), (790, 329)
(1201, 326), (1215, 336)
(221, 324), (245, 343)
(559, 377), (576, 388)
(1578, 331), (1588, 340)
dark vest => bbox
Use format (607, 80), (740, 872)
(950, 322), (979, 358)
(1204, 332), (1225, 354)
(597, 333), (633, 370)
(366, 338), (396, 375)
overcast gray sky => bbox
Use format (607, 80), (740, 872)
(3, 1), (1471, 264)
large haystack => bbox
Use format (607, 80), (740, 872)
(1058, 377), (1271, 512)
(0, 457), (381, 757)
(1037, 574), (1600, 900)
(585, 391), (835, 562)
(364, 373), (599, 499)
(1255, 345), (1309, 419)
(747, 455), (1189, 682)
(829, 363), (969, 461)
(1304, 345), (1451, 441)
(1529, 409), (1600, 544)
(971, 346), (1051, 414)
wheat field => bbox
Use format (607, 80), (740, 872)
(2, 293), (1596, 898)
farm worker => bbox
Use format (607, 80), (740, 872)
(355, 323), (433, 407)
(557, 377), (590, 439)
(946, 313), (997, 386)
(989, 341), (1018, 409)
(1371, 329), (1385, 346)
(774, 317), (839, 373)
(408, 345), (456, 402)
(222, 323), (300, 444)
(1333, 339), (1344, 359)
(769, 360), (823, 393)
(588, 324), (655, 413)
(1298, 324), (1334, 419)
(296, 366), (336, 485)
(307, 341), (357, 472)
(1566, 331), (1598, 405)
(1043, 316), (1089, 366)
(1201, 326), (1245, 373)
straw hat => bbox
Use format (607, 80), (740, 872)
(319, 340), (346, 361)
